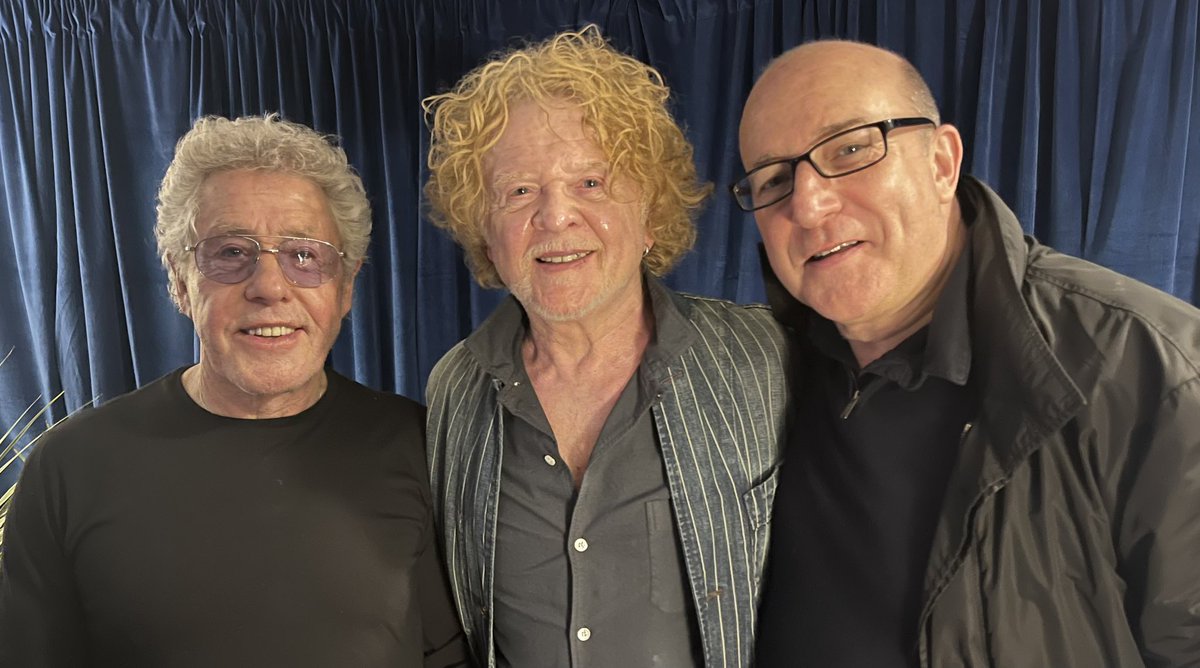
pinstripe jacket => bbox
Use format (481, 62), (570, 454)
(426, 275), (791, 668)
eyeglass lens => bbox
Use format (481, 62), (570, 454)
(193, 236), (341, 287)
(740, 125), (887, 210)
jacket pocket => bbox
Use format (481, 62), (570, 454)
(741, 465), (781, 585)
(742, 465), (780, 531)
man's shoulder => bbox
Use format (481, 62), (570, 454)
(425, 341), (489, 405)
(678, 292), (774, 315)
(319, 373), (426, 458)
(327, 370), (423, 421)
(675, 293), (788, 346)
(24, 370), (185, 466)
(1023, 247), (1200, 375)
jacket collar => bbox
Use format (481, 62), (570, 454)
(958, 176), (1093, 473)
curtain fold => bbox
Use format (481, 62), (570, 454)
(2, 0), (1197, 489)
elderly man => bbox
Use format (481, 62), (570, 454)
(423, 28), (789, 668)
(735, 40), (1200, 667)
(0, 115), (465, 666)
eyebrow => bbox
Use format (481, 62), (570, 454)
(748, 115), (872, 169)
(487, 174), (528, 201)
(206, 226), (325, 240)
(205, 225), (256, 237)
(565, 158), (609, 174)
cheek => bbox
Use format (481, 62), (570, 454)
(483, 217), (518, 259)
(755, 215), (790, 249)
(607, 203), (649, 242)
(181, 281), (209, 324)
(755, 220), (801, 279)
(338, 283), (354, 319)
(189, 291), (230, 334)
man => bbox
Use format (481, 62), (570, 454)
(0, 115), (465, 666)
(423, 28), (789, 667)
(735, 40), (1200, 667)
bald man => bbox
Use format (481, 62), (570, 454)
(733, 41), (1200, 667)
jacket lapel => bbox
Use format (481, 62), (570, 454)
(919, 178), (1094, 621)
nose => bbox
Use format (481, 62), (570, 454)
(786, 161), (840, 229)
(531, 184), (577, 231)
(242, 251), (289, 303)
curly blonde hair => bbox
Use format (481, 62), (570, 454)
(155, 114), (371, 310)
(423, 26), (711, 288)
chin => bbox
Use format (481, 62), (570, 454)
(802, 292), (860, 324)
(518, 285), (608, 323)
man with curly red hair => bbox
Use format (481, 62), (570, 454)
(424, 26), (789, 668)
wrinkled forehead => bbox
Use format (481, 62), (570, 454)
(483, 100), (608, 175)
(194, 169), (339, 242)
(497, 99), (596, 148)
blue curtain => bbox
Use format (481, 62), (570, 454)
(2, 0), (1198, 488)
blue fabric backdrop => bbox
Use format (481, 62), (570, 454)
(2, 0), (1198, 489)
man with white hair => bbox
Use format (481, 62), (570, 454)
(0, 115), (465, 667)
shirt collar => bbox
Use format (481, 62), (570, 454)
(922, 238), (972, 385)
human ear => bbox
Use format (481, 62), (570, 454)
(339, 260), (363, 319)
(170, 262), (193, 318)
(930, 124), (964, 203)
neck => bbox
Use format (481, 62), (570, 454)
(844, 313), (933, 368)
(845, 213), (968, 368)
(523, 286), (654, 376)
(182, 365), (327, 419)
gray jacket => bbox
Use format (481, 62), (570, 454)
(426, 276), (790, 667)
(763, 177), (1200, 667)
(923, 178), (1200, 666)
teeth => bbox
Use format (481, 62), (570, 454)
(246, 326), (295, 337)
(538, 251), (592, 264)
(813, 241), (860, 260)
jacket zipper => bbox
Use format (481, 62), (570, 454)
(840, 389), (861, 419)
(840, 370), (861, 419)
(919, 420), (990, 668)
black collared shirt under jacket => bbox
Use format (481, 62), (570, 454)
(756, 233), (976, 667)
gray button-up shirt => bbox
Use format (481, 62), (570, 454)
(480, 300), (701, 667)
(426, 274), (791, 668)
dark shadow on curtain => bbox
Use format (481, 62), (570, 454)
(2, 0), (1197, 490)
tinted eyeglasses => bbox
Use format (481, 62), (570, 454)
(184, 234), (346, 287)
(730, 117), (936, 211)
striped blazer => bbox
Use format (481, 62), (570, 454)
(426, 276), (791, 667)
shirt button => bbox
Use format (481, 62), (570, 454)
(544, 455), (556, 466)
(573, 538), (589, 552)
(576, 627), (591, 641)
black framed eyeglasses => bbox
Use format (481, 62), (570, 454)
(730, 117), (936, 211)
(183, 234), (346, 287)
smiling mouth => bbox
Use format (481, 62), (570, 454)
(810, 241), (862, 262)
(244, 326), (296, 337)
(537, 251), (593, 264)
